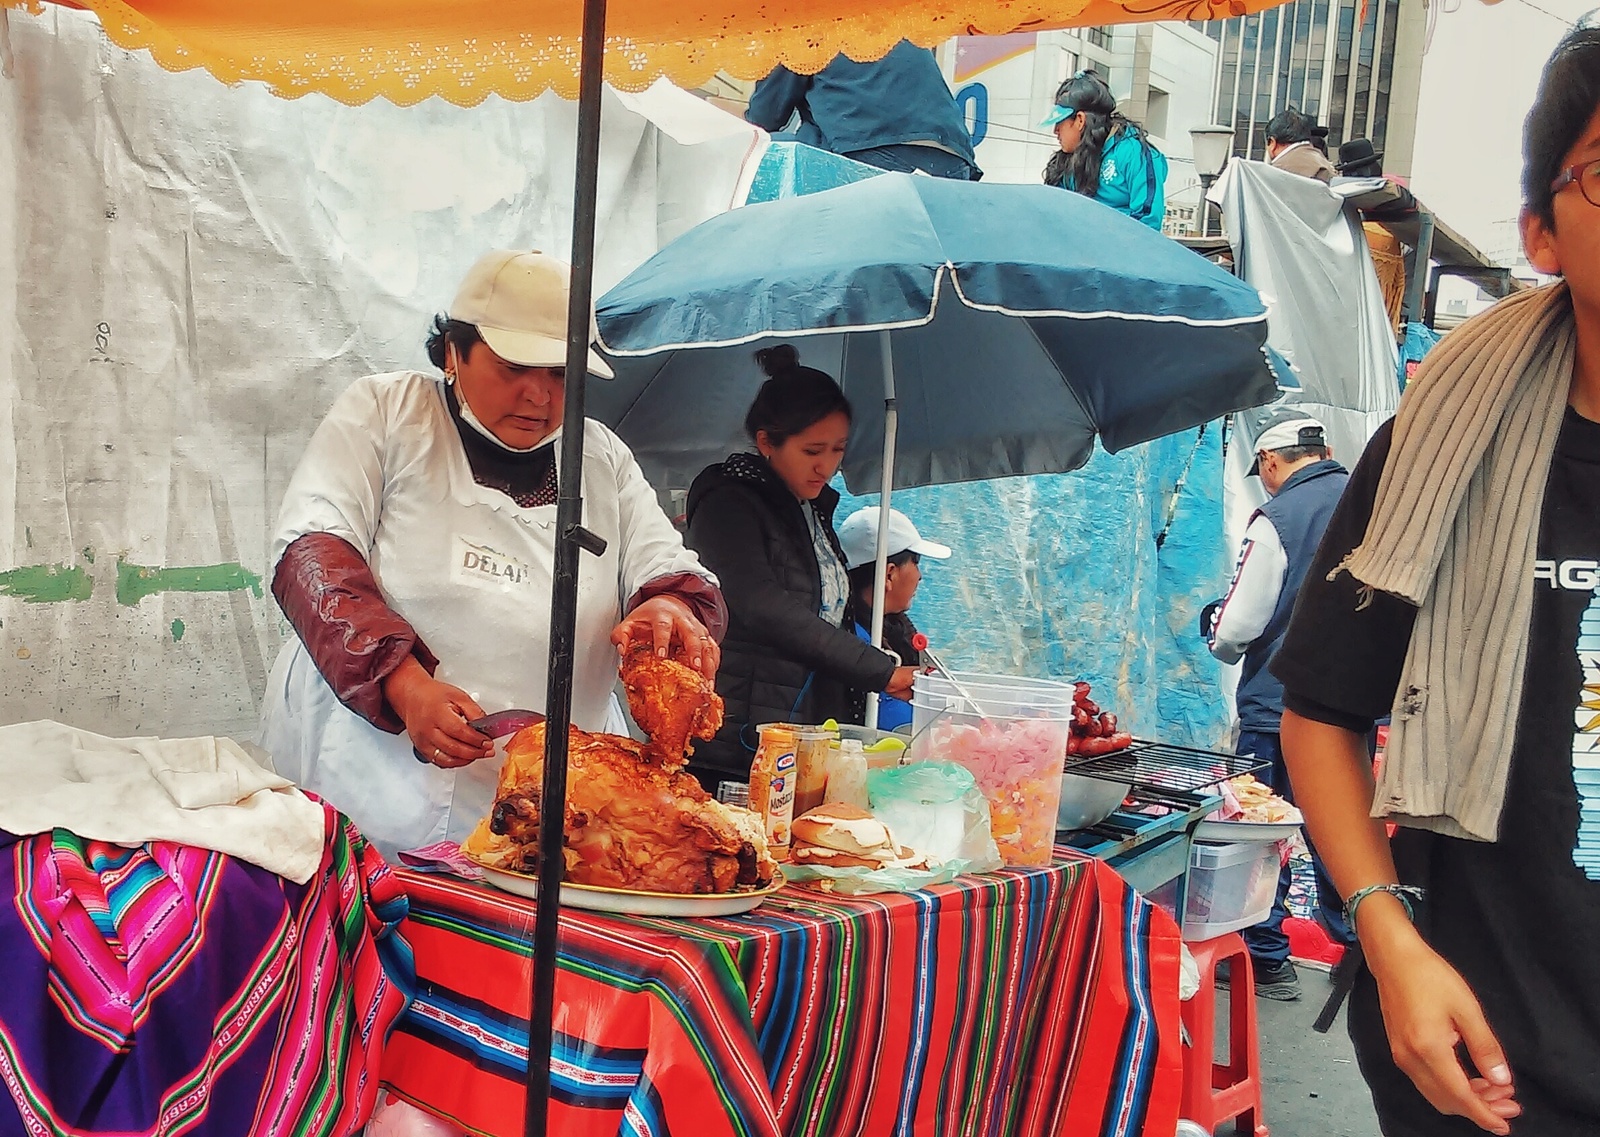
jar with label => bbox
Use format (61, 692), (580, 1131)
(823, 738), (870, 810)
(750, 722), (799, 857)
(791, 725), (836, 816)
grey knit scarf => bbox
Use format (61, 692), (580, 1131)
(1337, 282), (1577, 841)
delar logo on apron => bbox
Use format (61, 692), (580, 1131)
(451, 537), (536, 592)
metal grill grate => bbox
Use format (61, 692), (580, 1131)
(1063, 740), (1269, 795)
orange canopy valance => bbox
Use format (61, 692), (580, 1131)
(8, 0), (1278, 106)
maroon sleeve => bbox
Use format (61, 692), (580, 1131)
(625, 572), (729, 643)
(272, 533), (439, 734)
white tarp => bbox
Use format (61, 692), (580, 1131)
(0, 6), (763, 739)
(1213, 160), (1400, 552)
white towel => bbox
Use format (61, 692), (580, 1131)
(0, 720), (326, 884)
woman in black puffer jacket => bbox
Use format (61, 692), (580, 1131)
(684, 346), (916, 791)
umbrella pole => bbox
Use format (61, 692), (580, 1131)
(528, 0), (609, 1134)
(864, 329), (897, 731)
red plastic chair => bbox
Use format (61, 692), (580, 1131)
(1181, 932), (1269, 1136)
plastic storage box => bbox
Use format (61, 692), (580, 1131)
(1181, 839), (1284, 941)
(910, 671), (1073, 867)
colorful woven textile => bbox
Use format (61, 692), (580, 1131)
(0, 806), (415, 1136)
(383, 849), (1182, 1137)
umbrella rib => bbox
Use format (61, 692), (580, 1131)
(605, 351), (675, 434)
(944, 272), (1267, 329)
(597, 271), (953, 356)
(1015, 307), (1099, 435)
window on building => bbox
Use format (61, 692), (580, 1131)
(1087, 25), (1114, 48)
(1286, 0), (1312, 110)
(1370, 0), (1402, 152)
(1146, 87), (1171, 138)
(1329, 0), (1356, 148)
(1217, 57), (1238, 126)
(1059, 51), (1080, 83)
(1351, 0), (1380, 140)
(1305, 0), (1329, 118)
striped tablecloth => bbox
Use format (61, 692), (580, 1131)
(381, 849), (1182, 1137)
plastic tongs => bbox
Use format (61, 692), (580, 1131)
(411, 709), (545, 764)
(912, 633), (987, 720)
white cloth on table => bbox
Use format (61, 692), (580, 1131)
(0, 719), (325, 884)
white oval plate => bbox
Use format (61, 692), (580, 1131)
(472, 860), (786, 917)
(1194, 818), (1303, 842)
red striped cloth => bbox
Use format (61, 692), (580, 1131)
(382, 849), (1182, 1137)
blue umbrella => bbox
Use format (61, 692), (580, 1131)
(594, 173), (1282, 490)
(592, 172), (1282, 723)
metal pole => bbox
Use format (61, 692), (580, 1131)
(864, 330), (897, 731)
(1198, 174), (1215, 237)
(1402, 211), (1435, 328)
(528, 0), (608, 1132)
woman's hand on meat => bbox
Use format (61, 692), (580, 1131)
(383, 656), (494, 767)
(611, 596), (720, 679)
(885, 666), (919, 700)
(1362, 898), (1520, 1134)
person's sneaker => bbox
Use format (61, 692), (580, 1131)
(1251, 959), (1302, 1001)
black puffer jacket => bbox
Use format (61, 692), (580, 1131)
(685, 454), (896, 783)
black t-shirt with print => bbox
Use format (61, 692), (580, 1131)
(1273, 409), (1600, 1134)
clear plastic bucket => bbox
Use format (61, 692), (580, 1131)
(909, 671), (1073, 866)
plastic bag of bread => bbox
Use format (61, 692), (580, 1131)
(783, 803), (962, 894)
(867, 760), (1002, 875)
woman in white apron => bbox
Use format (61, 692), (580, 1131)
(258, 250), (723, 858)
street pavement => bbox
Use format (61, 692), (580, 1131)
(1214, 963), (1385, 1136)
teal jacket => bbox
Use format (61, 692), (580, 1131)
(1055, 128), (1169, 230)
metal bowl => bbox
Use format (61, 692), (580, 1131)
(1056, 772), (1133, 831)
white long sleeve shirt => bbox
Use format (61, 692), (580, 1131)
(1208, 513), (1288, 666)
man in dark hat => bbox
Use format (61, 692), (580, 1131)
(1337, 137), (1385, 178)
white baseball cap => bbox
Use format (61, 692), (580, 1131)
(837, 508), (953, 571)
(1247, 414), (1326, 476)
(449, 249), (615, 379)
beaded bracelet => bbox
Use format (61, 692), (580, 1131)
(1343, 883), (1426, 932)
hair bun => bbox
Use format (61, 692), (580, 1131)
(754, 343), (801, 378)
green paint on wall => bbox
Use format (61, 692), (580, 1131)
(115, 560), (263, 607)
(0, 564), (94, 603)
(170, 619), (185, 641)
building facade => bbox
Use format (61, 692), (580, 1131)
(937, 24), (1222, 233)
(1196, 0), (1426, 177)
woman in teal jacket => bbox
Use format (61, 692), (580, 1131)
(1042, 70), (1168, 230)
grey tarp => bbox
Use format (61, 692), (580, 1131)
(0, 5), (763, 738)
(1213, 160), (1400, 551)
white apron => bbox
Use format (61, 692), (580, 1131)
(259, 372), (711, 858)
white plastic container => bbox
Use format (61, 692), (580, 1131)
(1181, 839), (1284, 942)
(910, 671), (1074, 867)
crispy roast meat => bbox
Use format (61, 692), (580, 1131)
(465, 722), (776, 894)
(619, 641), (723, 768)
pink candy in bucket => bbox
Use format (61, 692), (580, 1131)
(909, 672), (1074, 867)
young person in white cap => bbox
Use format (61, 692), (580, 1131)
(837, 507), (952, 731)
(259, 250), (724, 858)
